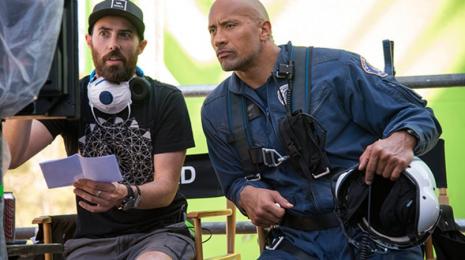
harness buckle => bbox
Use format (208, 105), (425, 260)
(312, 167), (331, 179)
(275, 63), (294, 79)
(261, 148), (289, 167)
(244, 173), (262, 181)
(265, 236), (284, 251)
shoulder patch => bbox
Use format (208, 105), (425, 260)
(360, 56), (388, 77)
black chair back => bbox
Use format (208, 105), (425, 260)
(419, 139), (447, 188)
(179, 153), (223, 199)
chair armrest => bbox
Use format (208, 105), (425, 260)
(32, 215), (54, 246)
(438, 187), (449, 205)
(187, 209), (232, 219)
(32, 216), (53, 225)
(7, 243), (64, 257)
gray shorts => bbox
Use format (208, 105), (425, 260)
(64, 222), (195, 260)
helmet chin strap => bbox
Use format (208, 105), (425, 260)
(367, 185), (372, 228)
(335, 182), (387, 256)
(358, 185), (373, 260)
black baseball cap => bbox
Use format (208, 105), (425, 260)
(88, 0), (145, 40)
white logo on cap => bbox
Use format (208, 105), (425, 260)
(111, 0), (127, 10)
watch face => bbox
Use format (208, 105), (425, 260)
(119, 184), (141, 211)
(121, 185), (141, 210)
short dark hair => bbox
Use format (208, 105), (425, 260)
(88, 0), (145, 40)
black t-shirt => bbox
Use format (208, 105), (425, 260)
(41, 76), (195, 238)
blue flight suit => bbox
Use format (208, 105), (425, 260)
(201, 44), (441, 259)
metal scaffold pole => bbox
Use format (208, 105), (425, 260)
(177, 73), (465, 97)
(1, 123), (7, 259)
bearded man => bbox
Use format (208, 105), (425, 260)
(4, 1), (195, 259)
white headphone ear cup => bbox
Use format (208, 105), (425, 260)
(129, 77), (150, 103)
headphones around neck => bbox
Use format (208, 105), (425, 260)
(89, 66), (150, 103)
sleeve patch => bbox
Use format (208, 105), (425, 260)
(360, 56), (388, 77)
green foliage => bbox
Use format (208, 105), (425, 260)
(428, 89), (465, 219)
(164, 31), (223, 85)
(399, 0), (465, 72)
(424, 0), (465, 219)
(431, 0), (465, 32)
(195, 0), (215, 15)
(185, 97), (208, 154)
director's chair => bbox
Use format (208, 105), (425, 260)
(32, 153), (242, 260)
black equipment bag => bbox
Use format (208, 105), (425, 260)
(279, 110), (330, 179)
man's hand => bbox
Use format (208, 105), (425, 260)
(359, 130), (417, 185)
(73, 179), (127, 212)
(239, 186), (293, 227)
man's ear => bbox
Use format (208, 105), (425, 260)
(137, 39), (148, 55)
(85, 34), (92, 47)
(259, 21), (272, 41)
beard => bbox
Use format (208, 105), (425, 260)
(92, 49), (138, 83)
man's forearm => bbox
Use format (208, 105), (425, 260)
(3, 119), (32, 168)
(135, 179), (179, 209)
(134, 151), (186, 209)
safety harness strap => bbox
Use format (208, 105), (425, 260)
(270, 239), (318, 260)
(226, 45), (315, 175)
(290, 46), (312, 114)
(227, 90), (258, 174)
(227, 90), (290, 173)
(265, 228), (318, 259)
(281, 212), (340, 231)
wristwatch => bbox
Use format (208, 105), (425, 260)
(405, 128), (419, 142)
(118, 184), (141, 211)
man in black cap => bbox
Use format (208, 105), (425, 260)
(4, 0), (195, 259)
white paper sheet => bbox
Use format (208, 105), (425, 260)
(39, 154), (123, 188)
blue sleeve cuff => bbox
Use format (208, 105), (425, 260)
(228, 175), (270, 216)
(389, 126), (434, 155)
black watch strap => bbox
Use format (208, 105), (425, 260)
(118, 184), (138, 211)
(125, 184), (134, 199)
(134, 185), (141, 197)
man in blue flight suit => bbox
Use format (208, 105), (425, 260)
(201, 0), (441, 259)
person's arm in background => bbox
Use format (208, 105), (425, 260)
(3, 119), (54, 169)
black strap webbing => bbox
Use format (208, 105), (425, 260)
(226, 45), (314, 174)
(227, 90), (257, 173)
(277, 239), (318, 260)
(291, 46), (313, 113)
(382, 39), (395, 76)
